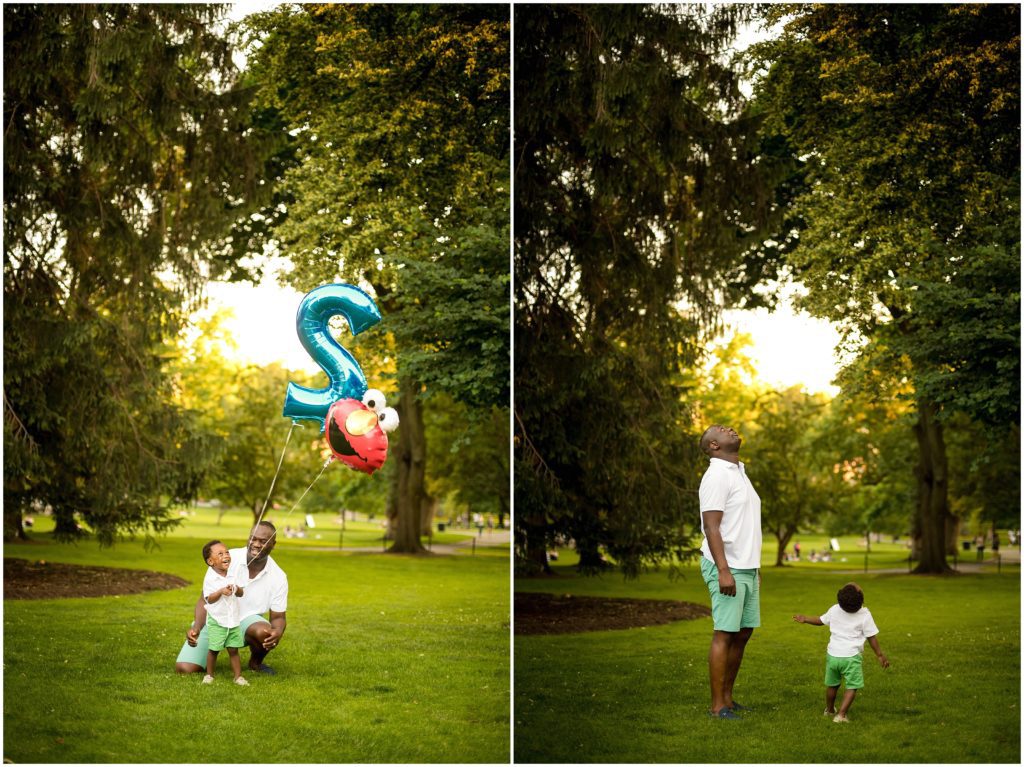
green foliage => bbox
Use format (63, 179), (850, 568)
(243, 4), (510, 409)
(426, 397), (509, 523)
(751, 4), (1020, 570)
(3, 5), (273, 544)
(743, 388), (836, 565)
(514, 4), (779, 577)
(753, 4), (1020, 422)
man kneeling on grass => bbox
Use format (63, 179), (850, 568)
(175, 521), (288, 677)
(793, 582), (890, 722)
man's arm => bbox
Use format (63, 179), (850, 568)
(701, 511), (735, 596)
(261, 610), (287, 650)
(185, 595), (209, 646)
(793, 614), (824, 625)
(867, 635), (890, 667)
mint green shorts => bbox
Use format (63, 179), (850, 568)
(825, 653), (864, 689)
(176, 614), (269, 666)
(700, 557), (760, 632)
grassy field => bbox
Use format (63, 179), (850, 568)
(3, 519), (510, 763)
(514, 563), (1020, 763)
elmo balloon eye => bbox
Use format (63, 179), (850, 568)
(362, 388), (386, 413)
(345, 408), (378, 437)
(378, 407), (399, 433)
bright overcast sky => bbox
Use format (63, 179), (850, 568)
(199, 4), (844, 392)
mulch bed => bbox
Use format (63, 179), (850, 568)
(515, 591), (710, 635)
(4, 557), (191, 600)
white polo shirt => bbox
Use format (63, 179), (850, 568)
(698, 457), (762, 569)
(820, 604), (880, 657)
(228, 547), (289, 621)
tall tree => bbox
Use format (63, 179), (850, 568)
(4, 4), (271, 544)
(752, 4), (1020, 573)
(243, 5), (510, 553)
(514, 4), (779, 576)
(742, 388), (836, 567)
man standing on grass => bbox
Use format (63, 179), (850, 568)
(175, 521), (288, 676)
(697, 425), (762, 719)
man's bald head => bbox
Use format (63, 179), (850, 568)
(700, 425), (741, 457)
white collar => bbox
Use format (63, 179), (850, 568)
(709, 457), (744, 469)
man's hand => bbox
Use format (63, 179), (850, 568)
(717, 569), (736, 596)
(261, 627), (283, 650)
(186, 626), (199, 647)
(877, 653), (890, 669)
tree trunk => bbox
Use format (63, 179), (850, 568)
(774, 528), (794, 566)
(3, 506), (28, 542)
(912, 399), (952, 574)
(945, 513), (960, 556)
(420, 494), (438, 536)
(387, 376), (427, 554)
(521, 516), (553, 575)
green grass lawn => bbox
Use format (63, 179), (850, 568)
(514, 564), (1020, 763)
(4, 523), (510, 763)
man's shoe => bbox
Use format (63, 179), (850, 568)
(709, 707), (742, 720)
(250, 663), (276, 675)
(729, 702), (753, 713)
(201, 675), (214, 685)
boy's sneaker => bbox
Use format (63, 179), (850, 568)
(234, 676), (250, 686)
(832, 713), (850, 723)
(202, 675), (214, 685)
(823, 709), (836, 716)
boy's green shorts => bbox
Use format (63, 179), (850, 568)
(207, 616), (245, 652)
(824, 653), (864, 689)
(700, 557), (760, 632)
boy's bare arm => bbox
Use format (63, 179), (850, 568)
(867, 635), (890, 667)
(793, 614), (824, 625)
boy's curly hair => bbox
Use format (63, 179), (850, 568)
(202, 540), (223, 564)
(837, 583), (864, 613)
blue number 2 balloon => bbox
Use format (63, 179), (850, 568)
(282, 283), (382, 426)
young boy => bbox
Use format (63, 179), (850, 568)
(793, 582), (890, 722)
(201, 540), (249, 686)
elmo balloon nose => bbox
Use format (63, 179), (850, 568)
(325, 398), (389, 474)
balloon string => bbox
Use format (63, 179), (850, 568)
(248, 421), (296, 554)
(246, 456), (334, 567)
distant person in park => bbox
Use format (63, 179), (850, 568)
(198, 540), (248, 686)
(793, 582), (890, 723)
(697, 424), (762, 720)
(175, 521), (288, 676)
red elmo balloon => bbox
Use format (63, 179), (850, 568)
(325, 398), (389, 475)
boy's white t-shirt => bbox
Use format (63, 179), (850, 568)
(202, 560), (249, 629)
(820, 604), (880, 657)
